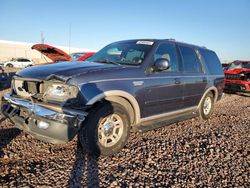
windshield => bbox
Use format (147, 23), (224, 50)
(228, 61), (250, 70)
(87, 41), (153, 66)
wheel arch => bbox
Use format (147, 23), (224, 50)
(197, 86), (218, 110)
(86, 90), (141, 125)
(6, 63), (14, 67)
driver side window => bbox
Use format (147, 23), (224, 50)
(154, 43), (178, 72)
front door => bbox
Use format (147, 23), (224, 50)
(143, 42), (184, 118)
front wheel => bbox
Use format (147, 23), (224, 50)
(199, 92), (214, 120)
(79, 102), (130, 156)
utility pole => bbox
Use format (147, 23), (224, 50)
(40, 32), (45, 60)
(69, 23), (71, 54)
(41, 32), (45, 44)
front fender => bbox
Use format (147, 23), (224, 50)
(80, 82), (141, 125)
(87, 90), (141, 125)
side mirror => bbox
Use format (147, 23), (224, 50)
(154, 58), (170, 71)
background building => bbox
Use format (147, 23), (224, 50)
(0, 40), (95, 64)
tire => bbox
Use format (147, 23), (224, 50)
(6, 64), (13, 68)
(79, 102), (130, 156)
(199, 92), (214, 120)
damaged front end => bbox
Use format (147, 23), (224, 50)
(1, 75), (88, 144)
(224, 71), (250, 93)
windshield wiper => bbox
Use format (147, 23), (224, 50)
(94, 59), (120, 65)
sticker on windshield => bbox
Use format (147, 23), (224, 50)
(136, 41), (154, 45)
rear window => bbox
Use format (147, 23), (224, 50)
(199, 49), (223, 75)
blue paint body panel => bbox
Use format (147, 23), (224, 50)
(16, 39), (225, 119)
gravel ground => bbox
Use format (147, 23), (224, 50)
(0, 69), (249, 187)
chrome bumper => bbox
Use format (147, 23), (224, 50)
(1, 94), (87, 144)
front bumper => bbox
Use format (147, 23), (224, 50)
(224, 80), (250, 93)
(1, 94), (87, 144)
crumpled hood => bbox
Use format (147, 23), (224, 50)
(16, 61), (119, 81)
(224, 68), (250, 74)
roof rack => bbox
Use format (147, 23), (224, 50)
(166, 39), (208, 49)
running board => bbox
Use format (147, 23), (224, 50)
(135, 111), (198, 132)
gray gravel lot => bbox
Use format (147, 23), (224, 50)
(0, 68), (249, 187)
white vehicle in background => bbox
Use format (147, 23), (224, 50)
(1, 58), (34, 68)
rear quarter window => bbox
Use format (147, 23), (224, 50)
(199, 49), (223, 75)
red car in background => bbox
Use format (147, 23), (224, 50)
(224, 60), (250, 93)
(70, 52), (96, 61)
(32, 44), (95, 65)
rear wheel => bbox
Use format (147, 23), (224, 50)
(79, 102), (130, 156)
(199, 92), (214, 120)
(6, 64), (13, 68)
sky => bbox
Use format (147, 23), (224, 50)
(0, 0), (249, 61)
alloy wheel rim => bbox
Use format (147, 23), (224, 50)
(98, 113), (124, 147)
(203, 96), (212, 115)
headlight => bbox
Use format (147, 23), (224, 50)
(47, 84), (68, 97)
(44, 83), (78, 102)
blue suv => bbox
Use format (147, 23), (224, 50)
(1, 39), (224, 156)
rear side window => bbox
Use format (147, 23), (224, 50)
(199, 49), (223, 75)
(17, 59), (30, 62)
(179, 46), (202, 73)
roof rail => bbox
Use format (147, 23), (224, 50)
(166, 39), (208, 49)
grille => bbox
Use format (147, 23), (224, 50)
(225, 74), (241, 80)
(225, 83), (241, 90)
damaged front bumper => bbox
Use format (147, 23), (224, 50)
(1, 94), (88, 144)
(224, 80), (250, 93)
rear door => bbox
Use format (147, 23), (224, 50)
(177, 45), (207, 108)
(143, 42), (184, 117)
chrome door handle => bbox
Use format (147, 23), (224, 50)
(202, 77), (207, 82)
(175, 78), (181, 84)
